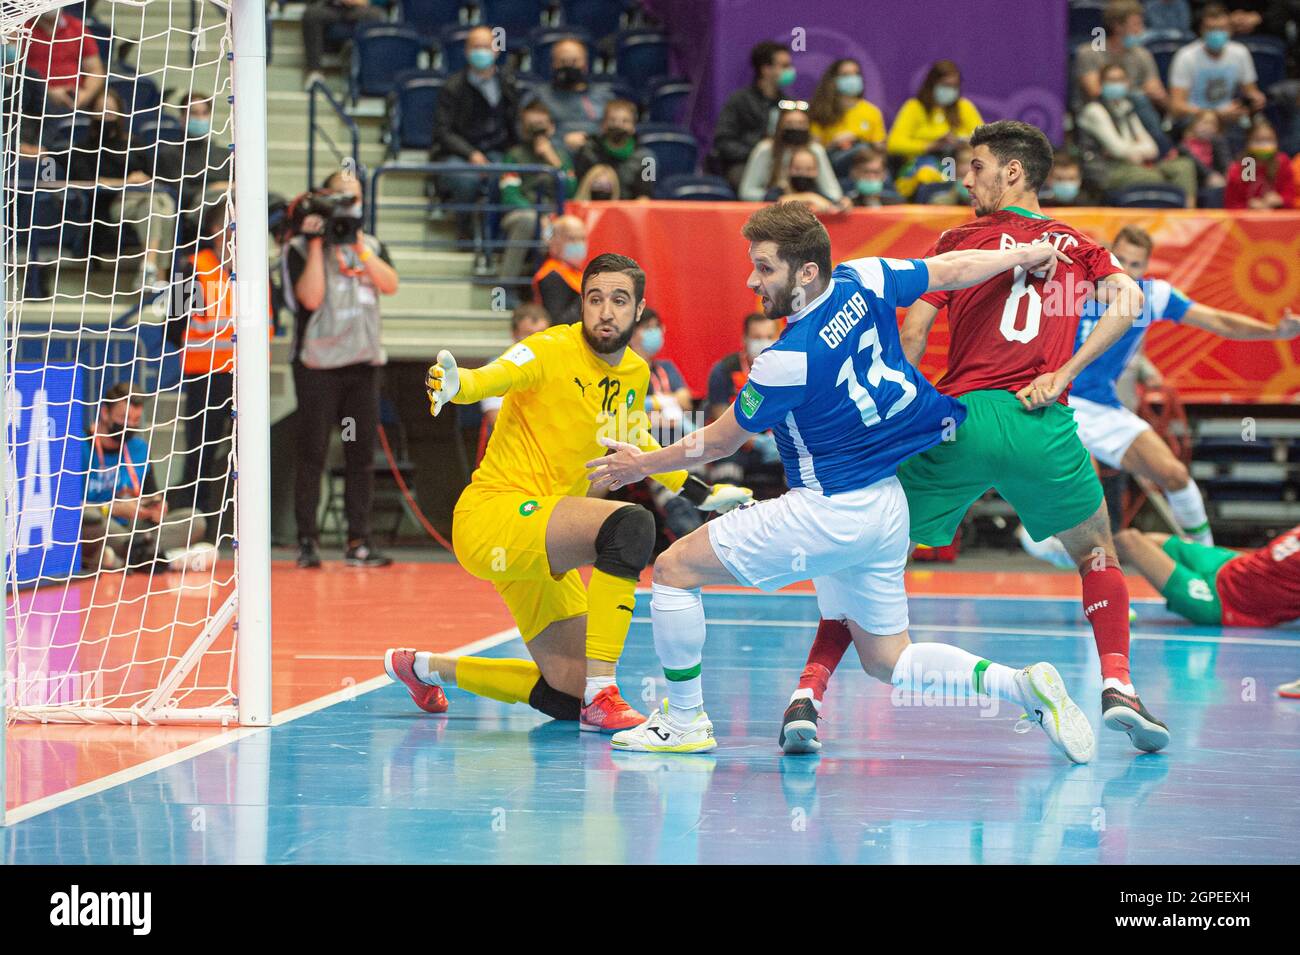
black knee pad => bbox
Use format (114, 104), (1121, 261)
(594, 505), (656, 579)
(528, 676), (580, 721)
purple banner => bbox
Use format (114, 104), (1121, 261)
(645, 0), (1068, 151)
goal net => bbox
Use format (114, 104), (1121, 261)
(0, 0), (269, 737)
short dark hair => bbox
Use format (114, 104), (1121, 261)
(510, 302), (550, 333)
(750, 40), (789, 78)
(581, 252), (646, 302)
(637, 306), (661, 327)
(743, 312), (772, 334)
(740, 201), (832, 281)
(1112, 225), (1153, 254)
(101, 382), (143, 409)
(970, 120), (1054, 191)
(1200, 3), (1229, 27)
(1051, 150), (1079, 172)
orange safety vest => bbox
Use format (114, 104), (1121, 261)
(530, 257), (582, 303)
(182, 247), (235, 376)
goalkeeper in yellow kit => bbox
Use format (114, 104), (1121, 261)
(384, 254), (751, 731)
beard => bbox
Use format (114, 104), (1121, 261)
(762, 276), (800, 318)
(582, 320), (636, 355)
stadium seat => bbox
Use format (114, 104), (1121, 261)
(83, 18), (113, 65)
(657, 173), (734, 201)
(1067, 0), (1105, 47)
(1146, 39), (1183, 88)
(130, 115), (185, 150)
(557, 0), (628, 40)
(350, 25), (427, 102)
(912, 181), (956, 204)
(478, 0), (547, 36)
(108, 74), (162, 117)
(39, 114), (95, 152)
(525, 26), (593, 80)
(613, 29), (670, 86)
(648, 79), (691, 124)
(387, 71), (443, 153)
(1106, 184), (1187, 208)
(1240, 36), (1287, 92)
(589, 77), (640, 106)
(437, 24), (474, 74)
(639, 130), (698, 180)
(399, 0), (471, 41)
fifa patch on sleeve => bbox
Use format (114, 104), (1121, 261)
(502, 343), (536, 367)
(738, 382), (764, 419)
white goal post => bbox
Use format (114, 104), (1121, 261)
(0, 0), (271, 822)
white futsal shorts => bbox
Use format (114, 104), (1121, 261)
(706, 477), (910, 635)
(1069, 395), (1151, 469)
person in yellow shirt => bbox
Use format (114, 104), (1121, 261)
(887, 59), (984, 198)
(385, 253), (751, 732)
(809, 59), (886, 160)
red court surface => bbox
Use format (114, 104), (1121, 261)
(5, 560), (1157, 814)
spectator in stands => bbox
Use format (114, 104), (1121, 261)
(886, 60), (983, 198)
(1224, 118), (1295, 208)
(709, 40), (794, 191)
(531, 214), (585, 325)
(1042, 151), (1085, 206)
(573, 99), (653, 200)
(1077, 63), (1199, 203)
(738, 105), (842, 203)
(705, 312), (783, 494)
(1144, 0), (1193, 37)
(300, 0), (386, 90)
(1167, 4), (1267, 122)
(1072, 1), (1170, 152)
(284, 169), (400, 569)
(159, 92), (232, 249)
(574, 164), (622, 200)
(808, 59), (887, 168)
(479, 303), (550, 449)
(498, 101), (576, 281)
(68, 88), (178, 289)
(529, 38), (612, 153)
(767, 146), (851, 212)
(81, 383), (213, 575)
(432, 25), (522, 240)
(24, 5), (105, 113)
(1168, 108), (1232, 200)
(843, 145), (903, 206)
(922, 143), (974, 205)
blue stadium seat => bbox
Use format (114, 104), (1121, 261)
(1146, 39), (1183, 88)
(525, 26), (593, 80)
(557, 0), (628, 40)
(478, 0), (547, 36)
(108, 73), (162, 117)
(1068, 0), (1105, 47)
(639, 130), (697, 180)
(40, 114), (94, 152)
(399, 0), (471, 41)
(130, 115), (185, 150)
(648, 79), (690, 124)
(350, 25), (426, 102)
(588, 77), (640, 107)
(657, 173), (734, 201)
(1107, 184), (1186, 208)
(83, 18), (112, 65)
(387, 71), (444, 153)
(1241, 36), (1287, 92)
(438, 24), (474, 74)
(613, 29), (670, 86)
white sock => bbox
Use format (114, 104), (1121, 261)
(583, 674), (615, 706)
(1165, 482), (1211, 544)
(890, 642), (1020, 703)
(413, 652), (444, 686)
(1017, 525), (1076, 570)
(789, 686), (823, 712)
(651, 582), (705, 717)
(1103, 676), (1137, 696)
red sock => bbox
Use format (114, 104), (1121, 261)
(1081, 557), (1131, 684)
(797, 619), (854, 701)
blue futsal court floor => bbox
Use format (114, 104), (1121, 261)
(4, 591), (1298, 864)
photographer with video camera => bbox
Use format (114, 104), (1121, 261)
(282, 170), (399, 569)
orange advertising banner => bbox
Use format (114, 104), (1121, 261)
(571, 201), (1300, 405)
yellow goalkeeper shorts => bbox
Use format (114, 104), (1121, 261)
(452, 489), (587, 642)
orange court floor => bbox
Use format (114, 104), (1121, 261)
(4, 559), (1159, 816)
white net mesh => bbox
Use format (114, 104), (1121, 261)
(3, 0), (243, 724)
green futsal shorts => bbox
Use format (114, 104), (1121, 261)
(1159, 536), (1237, 625)
(898, 389), (1104, 547)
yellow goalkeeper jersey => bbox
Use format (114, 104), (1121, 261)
(454, 322), (687, 498)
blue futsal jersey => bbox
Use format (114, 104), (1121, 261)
(1071, 277), (1192, 408)
(733, 257), (967, 495)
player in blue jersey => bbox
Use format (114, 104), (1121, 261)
(586, 202), (1096, 761)
(1019, 225), (1299, 568)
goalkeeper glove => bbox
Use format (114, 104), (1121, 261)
(697, 482), (752, 513)
(426, 349), (460, 417)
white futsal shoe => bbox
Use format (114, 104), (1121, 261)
(1013, 662), (1096, 764)
(610, 700), (716, 753)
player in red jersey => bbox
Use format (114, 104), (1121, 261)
(778, 120), (1170, 756)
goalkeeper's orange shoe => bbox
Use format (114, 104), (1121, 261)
(580, 685), (646, 733)
(384, 648), (448, 714)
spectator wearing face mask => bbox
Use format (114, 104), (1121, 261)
(921, 142), (974, 205)
(1168, 109), (1232, 201)
(1077, 63), (1199, 204)
(1225, 119), (1294, 208)
(574, 99), (653, 200)
(768, 146), (852, 212)
(1072, 1), (1170, 154)
(157, 92), (232, 249)
(841, 145), (903, 206)
(498, 102), (576, 280)
(530, 214), (586, 325)
(808, 59), (886, 167)
(887, 60), (983, 198)
(710, 41), (795, 192)
(1042, 152), (1085, 206)
(529, 38), (612, 154)
(738, 106), (843, 203)
(1167, 4), (1266, 123)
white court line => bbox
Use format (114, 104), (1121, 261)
(649, 587), (1167, 605)
(4, 627), (521, 827)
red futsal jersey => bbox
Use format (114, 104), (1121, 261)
(919, 207), (1123, 401)
(1216, 526), (1300, 628)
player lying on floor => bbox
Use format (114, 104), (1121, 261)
(782, 120), (1169, 757)
(586, 201), (1096, 762)
(385, 253), (751, 732)
(1018, 225), (1300, 566)
(1114, 524), (1300, 629)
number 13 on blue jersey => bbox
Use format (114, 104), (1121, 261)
(835, 325), (916, 427)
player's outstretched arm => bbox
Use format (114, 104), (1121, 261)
(1182, 304), (1300, 341)
(425, 343), (541, 416)
(923, 241), (1070, 292)
(586, 405), (751, 491)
